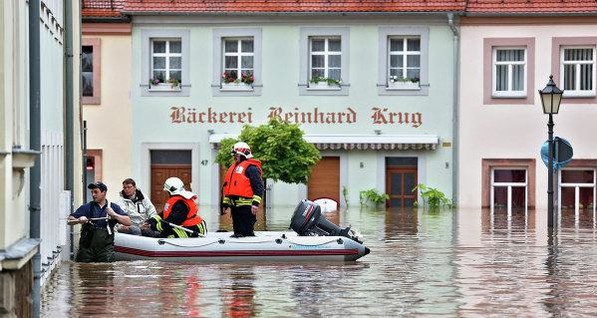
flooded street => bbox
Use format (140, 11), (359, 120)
(41, 207), (597, 317)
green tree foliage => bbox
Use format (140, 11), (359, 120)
(215, 118), (321, 184)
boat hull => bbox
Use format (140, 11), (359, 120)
(114, 231), (369, 262)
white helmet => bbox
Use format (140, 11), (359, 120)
(231, 141), (253, 159)
(163, 177), (185, 195)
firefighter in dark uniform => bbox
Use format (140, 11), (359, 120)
(143, 177), (207, 238)
(221, 142), (264, 237)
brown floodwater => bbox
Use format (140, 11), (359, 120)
(41, 206), (597, 317)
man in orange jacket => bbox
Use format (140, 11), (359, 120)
(221, 142), (264, 237)
(143, 177), (207, 238)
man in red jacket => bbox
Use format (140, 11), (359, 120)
(221, 142), (264, 237)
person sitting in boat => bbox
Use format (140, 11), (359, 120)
(67, 182), (132, 262)
(115, 178), (159, 236)
(142, 177), (207, 238)
(221, 141), (264, 237)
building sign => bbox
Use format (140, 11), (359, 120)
(170, 106), (423, 128)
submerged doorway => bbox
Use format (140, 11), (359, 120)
(150, 150), (192, 209)
(386, 157), (418, 208)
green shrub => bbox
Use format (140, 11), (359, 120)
(413, 183), (453, 208)
(359, 188), (389, 207)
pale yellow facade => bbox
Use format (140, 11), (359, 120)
(83, 24), (133, 201)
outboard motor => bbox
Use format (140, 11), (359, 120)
(290, 200), (363, 244)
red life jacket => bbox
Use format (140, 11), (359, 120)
(223, 159), (262, 198)
(163, 195), (203, 227)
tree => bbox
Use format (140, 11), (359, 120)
(216, 118), (321, 206)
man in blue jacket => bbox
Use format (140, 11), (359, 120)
(67, 182), (131, 262)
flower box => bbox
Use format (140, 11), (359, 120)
(388, 81), (420, 90)
(148, 84), (181, 92)
(308, 82), (341, 90)
(221, 82), (253, 91)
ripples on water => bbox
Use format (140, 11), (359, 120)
(41, 207), (597, 317)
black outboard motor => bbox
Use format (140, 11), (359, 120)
(290, 200), (363, 244)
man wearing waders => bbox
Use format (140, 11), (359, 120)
(67, 182), (131, 262)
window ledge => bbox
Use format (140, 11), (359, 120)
(563, 92), (595, 98)
(491, 94), (527, 99)
(387, 82), (421, 91)
(220, 83), (253, 91)
(307, 82), (342, 90)
(148, 85), (181, 92)
(12, 147), (40, 169)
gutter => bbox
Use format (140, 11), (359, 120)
(28, 0), (42, 317)
(448, 13), (460, 206)
(64, 0), (76, 262)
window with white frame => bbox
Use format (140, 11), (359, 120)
(151, 39), (182, 85)
(222, 37), (254, 85)
(388, 37), (420, 84)
(492, 48), (526, 97)
(491, 169), (528, 212)
(561, 47), (595, 97)
(309, 37), (341, 84)
(559, 169), (595, 212)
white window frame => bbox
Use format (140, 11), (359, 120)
(212, 28), (262, 96)
(490, 168), (528, 214)
(309, 36), (342, 86)
(141, 29), (190, 97)
(558, 168), (596, 217)
(150, 38), (182, 89)
(299, 27), (349, 96)
(222, 37), (254, 86)
(378, 27), (429, 96)
(561, 46), (596, 97)
(387, 37), (421, 89)
(492, 47), (527, 98)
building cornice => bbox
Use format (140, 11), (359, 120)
(82, 22), (132, 35)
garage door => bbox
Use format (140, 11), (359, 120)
(308, 156), (340, 204)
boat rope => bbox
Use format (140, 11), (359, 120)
(159, 240), (221, 248)
(285, 237), (341, 246)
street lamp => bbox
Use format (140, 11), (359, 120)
(538, 75), (563, 228)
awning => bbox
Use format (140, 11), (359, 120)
(209, 134), (439, 151)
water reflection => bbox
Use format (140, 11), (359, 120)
(41, 206), (597, 317)
(222, 266), (257, 318)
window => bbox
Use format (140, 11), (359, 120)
(388, 37), (420, 89)
(81, 38), (101, 104)
(299, 27), (349, 96)
(483, 38), (535, 104)
(221, 37), (254, 89)
(309, 37), (342, 84)
(212, 28), (262, 96)
(493, 48), (526, 97)
(561, 47), (595, 97)
(141, 29), (189, 97)
(378, 27), (429, 96)
(491, 169), (528, 212)
(559, 169), (595, 213)
(551, 37), (597, 103)
(151, 39), (182, 86)
(82, 46), (94, 96)
(482, 159), (536, 209)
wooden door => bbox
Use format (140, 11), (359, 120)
(386, 167), (417, 208)
(308, 157), (340, 204)
(151, 164), (192, 211)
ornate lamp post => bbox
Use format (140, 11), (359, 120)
(538, 75), (563, 228)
